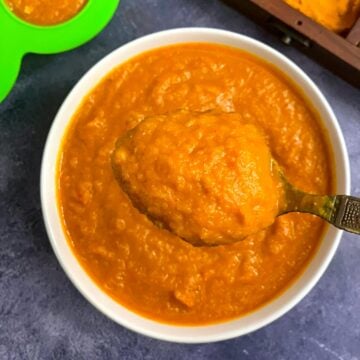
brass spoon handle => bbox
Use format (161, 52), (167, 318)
(281, 186), (360, 235)
(331, 196), (360, 234)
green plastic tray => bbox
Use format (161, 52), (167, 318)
(0, 0), (120, 102)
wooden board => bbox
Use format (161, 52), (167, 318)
(223, 0), (360, 88)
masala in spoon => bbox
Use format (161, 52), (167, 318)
(112, 110), (360, 246)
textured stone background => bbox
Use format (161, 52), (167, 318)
(0, 0), (359, 359)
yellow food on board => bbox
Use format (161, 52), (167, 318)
(284, 0), (360, 32)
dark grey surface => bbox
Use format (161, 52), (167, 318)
(0, 0), (359, 359)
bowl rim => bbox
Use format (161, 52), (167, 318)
(40, 27), (351, 343)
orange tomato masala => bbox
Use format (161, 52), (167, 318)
(112, 110), (282, 246)
(5, 0), (87, 25)
(58, 43), (333, 325)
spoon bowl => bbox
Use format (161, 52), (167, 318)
(112, 110), (283, 246)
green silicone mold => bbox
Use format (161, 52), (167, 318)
(0, 0), (120, 102)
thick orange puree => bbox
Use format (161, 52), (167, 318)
(5, 0), (87, 25)
(284, 0), (360, 32)
(58, 43), (333, 325)
(113, 110), (281, 246)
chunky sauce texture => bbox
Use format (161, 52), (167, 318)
(113, 110), (281, 246)
(58, 44), (333, 325)
(5, 0), (87, 25)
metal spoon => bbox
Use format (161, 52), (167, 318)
(112, 124), (360, 246)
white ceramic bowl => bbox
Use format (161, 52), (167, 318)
(41, 28), (350, 343)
